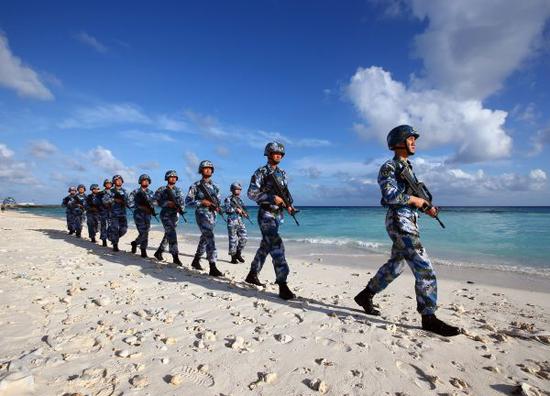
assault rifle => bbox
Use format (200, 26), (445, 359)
(113, 190), (126, 208)
(265, 171), (300, 226)
(71, 195), (84, 210)
(136, 190), (159, 222)
(86, 195), (100, 212)
(399, 164), (445, 229)
(198, 181), (227, 223)
(230, 196), (253, 225)
(166, 187), (187, 223)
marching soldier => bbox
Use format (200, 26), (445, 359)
(102, 175), (128, 252)
(129, 174), (156, 258)
(85, 184), (102, 242)
(224, 182), (248, 264)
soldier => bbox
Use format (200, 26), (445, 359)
(129, 174), (156, 258)
(70, 184), (87, 238)
(153, 170), (185, 266)
(102, 174), (128, 252)
(353, 125), (460, 337)
(224, 182), (248, 264)
(62, 186), (77, 235)
(185, 160), (224, 277)
(245, 142), (296, 300)
(85, 184), (102, 243)
(98, 179), (112, 247)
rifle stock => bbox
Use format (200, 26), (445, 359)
(265, 172), (300, 226)
(198, 182), (227, 223)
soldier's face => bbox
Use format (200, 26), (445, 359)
(202, 168), (213, 177)
(104, 183), (112, 190)
(233, 189), (242, 196)
(167, 176), (177, 185)
(406, 136), (416, 154)
(78, 188), (85, 194)
(70, 190), (76, 195)
(115, 179), (123, 187)
(270, 153), (283, 164)
(141, 180), (150, 188)
(92, 188), (100, 194)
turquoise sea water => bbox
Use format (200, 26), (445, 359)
(13, 206), (550, 276)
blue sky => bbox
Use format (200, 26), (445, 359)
(1, 0), (549, 205)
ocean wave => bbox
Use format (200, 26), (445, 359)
(284, 237), (383, 251)
(432, 258), (550, 278)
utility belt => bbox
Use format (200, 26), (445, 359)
(260, 203), (281, 213)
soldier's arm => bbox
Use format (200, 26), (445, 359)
(128, 190), (137, 209)
(184, 184), (200, 207)
(247, 169), (273, 204)
(378, 162), (410, 205)
(224, 196), (236, 214)
(62, 197), (69, 207)
(175, 188), (185, 210)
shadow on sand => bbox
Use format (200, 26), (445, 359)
(34, 227), (422, 331)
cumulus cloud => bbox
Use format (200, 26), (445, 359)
(529, 127), (550, 156)
(184, 110), (229, 138)
(347, 66), (511, 163)
(29, 139), (58, 158)
(0, 143), (35, 183)
(411, 0), (550, 100)
(59, 103), (151, 129)
(0, 33), (53, 100)
(85, 146), (135, 181)
(183, 150), (200, 180)
(244, 130), (331, 150)
(75, 31), (108, 53)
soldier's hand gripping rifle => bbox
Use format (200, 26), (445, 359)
(198, 182), (227, 223)
(400, 165), (445, 229)
(71, 196), (84, 210)
(166, 187), (187, 223)
(86, 195), (99, 213)
(136, 190), (159, 223)
(265, 171), (300, 226)
(231, 197), (253, 225)
(113, 190), (127, 208)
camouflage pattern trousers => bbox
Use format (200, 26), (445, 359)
(195, 210), (217, 264)
(108, 214), (128, 244)
(158, 210), (179, 255)
(227, 218), (247, 255)
(133, 209), (151, 250)
(86, 211), (100, 239)
(71, 210), (85, 234)
(66, 211), (75, 232)
(99, 211), (109, 241)
(250, 209), (289, 283)
(366, 209), (438, 315)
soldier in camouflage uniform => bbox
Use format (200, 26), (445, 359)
(129, 174), (156, 258)
(245, 142), (296, 300)
(85, 184), (102, 243)
(70, 184), (87, 238)
(102, 174), (128, 252)
(354, 125), (460, 337)
(154, 170), (185, 266)
(62, 186), (77, 235)
(224, 182), (248, 264)
(185, 160), (224, 277)
(98, 179), (112, 247)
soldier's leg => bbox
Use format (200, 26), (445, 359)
(237, 221), (247, 251)
(141, 215), (151, 250)
(93, 214), (100, 238)
(119, 216), (128, 238)
(199, 215), (216, 264)
(167, 214), (179, 255)
(262, 218), (289, 283)
(227, 223), (238, 256)
(100, 214), (108, 241)
(134, 212), (146, 247)
(87, 215), (95, 239)
(250, 211), (273, 274)
(66, 213), (73, 232)
(109, 216), (120, 243)
(366, 247), (407, 294)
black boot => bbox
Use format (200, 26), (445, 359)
(236, 250), (245, 263)
(154, 248), (164, 261)
(75, 231), (81, 238)
(230, 254), (239, 264)
(421, 315), (461, 337)
(277, 282), (296, 300)
(245, 271), (265, 287)
(191, 255), (203, 270)
(91, 237), (96, 243)
(68, 230), (74, 235)
(209, 263), (223, 277)
(102, 239), (107, 247)
(131, 241), (137, 254)
(113, 243), (119, 252)
(172, 253), (183, 266)
(354, 288), (380, 316)
(140, 248), (148, 258)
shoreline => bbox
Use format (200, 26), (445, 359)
(1, 211), (549, 395)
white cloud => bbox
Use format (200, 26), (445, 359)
(59, 103), (151, 129)
(529, 127), (550, 156)
(0, 33), (53, 100)
(29, 139), (58, 158)
(121, 130), (176, 143)
(138, 161), (160, 170)
(0, 143), (36, 183)
(183, 150), (200, 180)
(184, 110), (229, 138)
(347, 66), (511, 163)
(75, 31), (108, 53)
(156, 115), (187, 132)
(85, 146), (135, 181)
(411, 0), (550, 100)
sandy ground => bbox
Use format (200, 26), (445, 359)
(0, 211), (549, 396)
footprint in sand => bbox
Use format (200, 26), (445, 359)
(164, 365), (215, 387)
(395, 361), (441, 391)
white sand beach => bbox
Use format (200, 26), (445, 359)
(0, 211), (549, 395)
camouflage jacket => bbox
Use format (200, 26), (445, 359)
(247, 163), (288, 211)
(185, 179), (221, 215)
(154, 185), (184, 215)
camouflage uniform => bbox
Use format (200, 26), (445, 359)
(98, 188), (111, 242)
(154, 186), (184, 255)
(85, 193), (102, 239)
(224, 195), (248, 255)
(62, 194), (76, 233)
(103, 187), (128, 244)
(365, 156), (437, 315)
(69, 194), (86, 235)
(185, 180), (221, 264)
(129, 187), (155, 250)
(247, 164), (290, 283)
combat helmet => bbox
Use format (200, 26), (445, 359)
(138, 174), (151, 184)
(77, 184), (86, 191)
(112, 174), (124, 183)
(198, 160), (214, 173)
(164, 170), (178, 181)
(264, 141), (285, 157)
(103, 178), (112, 187)
(387, 125), (420, 150)
(230, 182), (242, 191)
(68, 186), (77, 193)
(90, 184), (99, 190)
